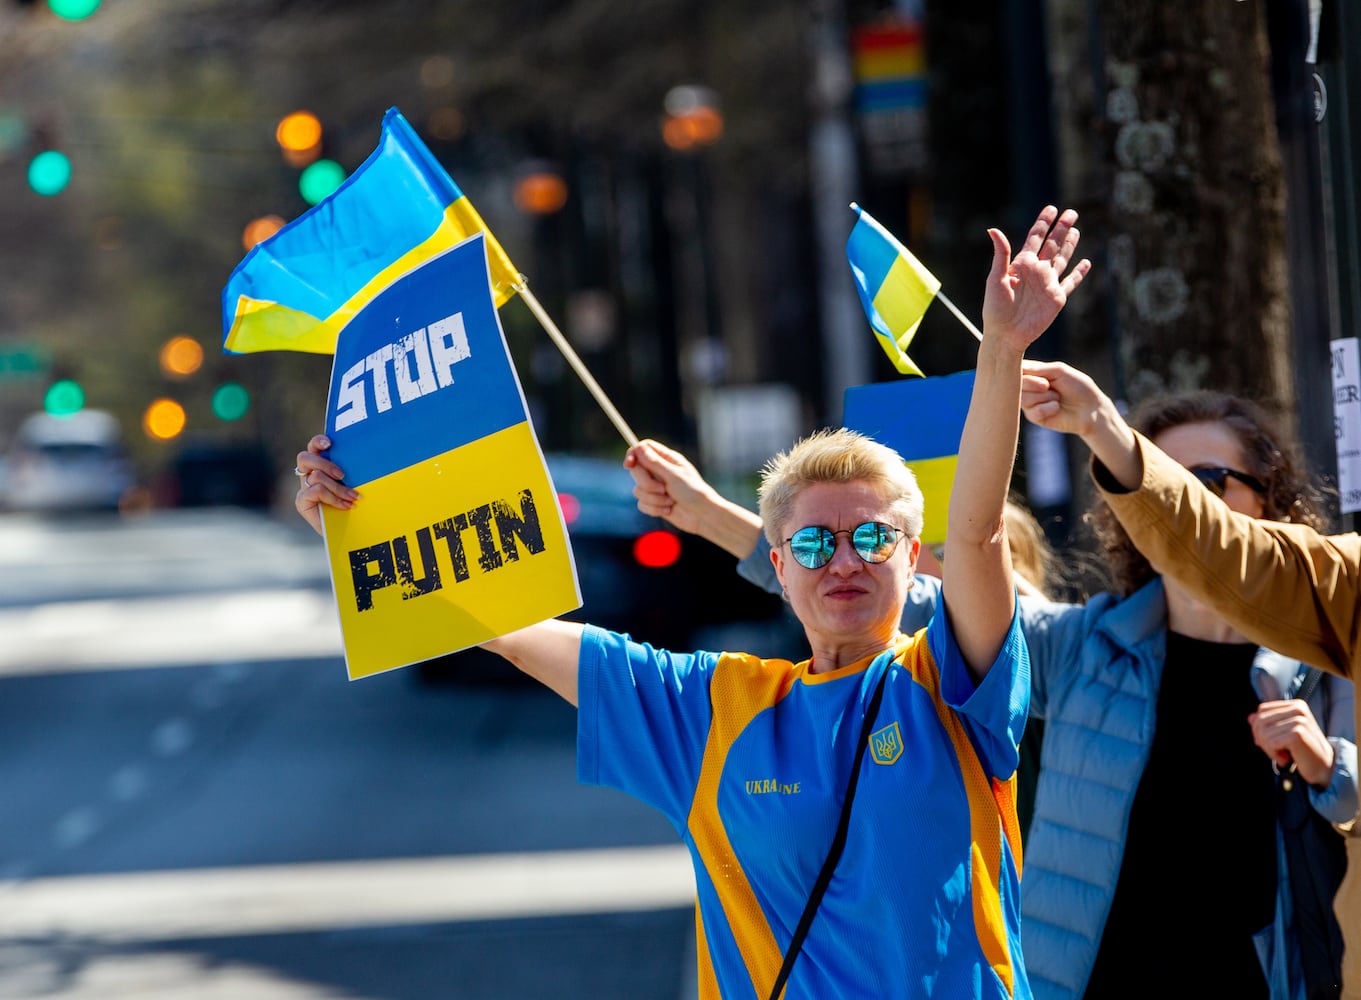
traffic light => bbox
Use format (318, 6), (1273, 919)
(275, 110), (322, 168)
(43, 378), (84, 416)
(242, 215), (285, 251)
(513, 165), (569, 215)
(143, 398), (186, 441)
(158, 336), (204, 379)
(48, 0), (100, 20)
(211, 383), (250, 422)
(27, 149), (71, 195)
(298, 158), (346, 205)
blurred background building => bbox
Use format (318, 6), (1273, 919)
(0, 0), (1356, 544)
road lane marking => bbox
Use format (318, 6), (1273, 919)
(0, 846), (696, 942)
(0, 589), (343, 676)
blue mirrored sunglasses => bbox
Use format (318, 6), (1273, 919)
(1190, 466), (1266, 498)
(784, 521), (906, 570)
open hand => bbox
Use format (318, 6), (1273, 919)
(982, 206), (1091, 353)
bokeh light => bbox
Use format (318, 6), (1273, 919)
(299, 159), (347, 205)
(159, 336), (204, 378)
(27, 150), (72, 196)
(211, 383), (251, 422)
(43, 379), (84, 417)
(48, 0), (100, 21)
(662, 106), (724, 151)
(143, 399), (187, 441)
(662, 84), (724, 152)
(426, 106), (464, 142)
(420, 55), (455, 89)
(633, 530), (682, 568)
(242, 214), (286, 251)
(513, 170), (569, 215)
(275, 111), (322, 152)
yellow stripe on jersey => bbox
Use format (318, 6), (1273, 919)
(687, 655), (799, 998)
(693, 907), (721, 1000)
(898, 639), (1019, 996)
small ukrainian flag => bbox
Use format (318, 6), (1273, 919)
(846, 203), (941, 377)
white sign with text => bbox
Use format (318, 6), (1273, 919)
(1332, 337), (1361, 514)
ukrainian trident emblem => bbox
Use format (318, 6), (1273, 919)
(870, 721), (903, 765)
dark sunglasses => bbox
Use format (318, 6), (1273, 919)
(1191, 466), (1266, 498)
(784, 521), (906, 570)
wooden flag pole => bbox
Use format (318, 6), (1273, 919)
(935, 291), (984, 343)
(513, 279), (640, 448)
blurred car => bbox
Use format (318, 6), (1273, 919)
(160, 438), (276, 509)
(3, 409), (136, 513)
(416, 451), (788, 685)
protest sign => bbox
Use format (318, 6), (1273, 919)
(321, 233), (579, 679)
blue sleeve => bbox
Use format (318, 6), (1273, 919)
(576, 625), (719, 827)
(1311, 738), (1358, 824)
(736, 534), (780, 595)
(926, 605), (1029, 780)
(1012, 594), (1089, 720)
(1309, 674), (1358, 824)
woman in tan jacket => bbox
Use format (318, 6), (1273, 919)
(1021, 359), (1361, 1000)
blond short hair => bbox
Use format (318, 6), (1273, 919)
(758, 428), (924, 547)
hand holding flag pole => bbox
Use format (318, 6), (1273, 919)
(846, 203), (981, 377)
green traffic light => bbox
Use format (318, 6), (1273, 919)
(211, 382), (250, 422)
(28, 150), (72, 196)
(299, 159), (346, 205)
(44, 379), (85, 417)
(49, 0), (101, 20)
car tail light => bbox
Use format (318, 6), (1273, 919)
(633, 529), (682, 568)
(558, 492), (581, 525)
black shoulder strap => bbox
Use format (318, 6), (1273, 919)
(767, 662), (892, 1000)
(1294, 664), (1324, 703)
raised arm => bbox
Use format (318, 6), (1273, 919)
(1022, 360), (1361, 679)
(945, 207), (1090, 678)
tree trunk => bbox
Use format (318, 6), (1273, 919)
(1045, 1), (1295, 424)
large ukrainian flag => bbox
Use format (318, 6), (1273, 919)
(842, 370), (974, 545)
(221, 107), (519, 356)
(846, 204), (941, 377)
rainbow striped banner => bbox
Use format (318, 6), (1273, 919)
(222, 107), (519, 356)
(851, 19), (927, 113)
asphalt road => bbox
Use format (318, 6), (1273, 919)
(0, 508), (699, 999)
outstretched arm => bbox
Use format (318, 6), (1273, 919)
(624, 439), (763, 560)
(946, 207), (1090, 679)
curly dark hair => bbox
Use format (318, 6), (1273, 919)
(1085, 390), (1331, 596)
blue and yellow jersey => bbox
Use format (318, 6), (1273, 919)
(577, 611), (1030, 1000)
